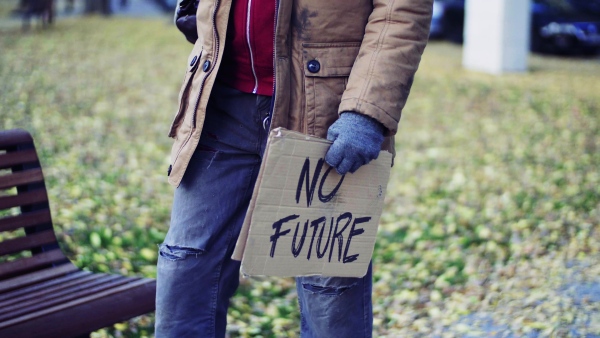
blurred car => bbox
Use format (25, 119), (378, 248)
(429, 0), (600, 55)
(531, 0), (600, 54)
(430, 0), (466, 43)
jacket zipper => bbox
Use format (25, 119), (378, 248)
(191, 0), (222, 127)
(246, 0), (259, 94)
(169, 50), (202, 137)
(265, 0), (279, 131)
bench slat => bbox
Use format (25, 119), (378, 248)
(0, 274), (125, 318)
(0, 278), (156, 337)
(0, 263), (78, 293)
(0, 210), (52, 233)
(0, 249), (68, 279)
(0, 168), (44, 190)
(0, 230), (58, 256)
(0, 149), (38, 170)
(0, 273), (99, 307)
(0, 129), (33, 149)
(0, 270), (89, 302)
(0, 275), (134, 322)
(0, 189), (48, 210)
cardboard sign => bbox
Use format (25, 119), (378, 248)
(232, 128), (392, 277)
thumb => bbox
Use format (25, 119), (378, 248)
(326, 124), (339, 142)
(325, 139), (344, 168)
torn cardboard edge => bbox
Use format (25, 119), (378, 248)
(232, 128), (392, 278)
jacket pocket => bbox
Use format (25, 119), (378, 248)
(302, 42), (361, 138)
(168, 43), (203, 138)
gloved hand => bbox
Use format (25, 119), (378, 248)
(325, 112), (386, 175)
(175, 0), (199, 44)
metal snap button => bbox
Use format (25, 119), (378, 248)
(203, 60), (211, 72)
(307, 60), (321, 73)
(189, 56), (198, 67)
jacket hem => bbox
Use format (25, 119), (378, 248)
(338, 98), (399, 136)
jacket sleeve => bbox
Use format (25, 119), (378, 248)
(338, 0), (433, 136)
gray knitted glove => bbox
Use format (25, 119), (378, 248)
(325, 112), (386, 175)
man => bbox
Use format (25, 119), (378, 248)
(156, 0), (432, 336)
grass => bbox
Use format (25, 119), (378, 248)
(0, 0), (18, 17)
(0, 16), (599, 337)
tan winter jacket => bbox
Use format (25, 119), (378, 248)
(168, 0), (433, 187)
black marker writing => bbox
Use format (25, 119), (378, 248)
(343, 217), (369, 263)
(306, 219), (320, 261)
(296, 157), (345, 208)
(316, 217), (333, 259)
(270, 214), (298, 257)
(269, 212), (369, 264)
(296, 158), (324, 208)
(318, 166), (345, 203)
(291, 219), (309, 257)
(329, 212), (353, 262)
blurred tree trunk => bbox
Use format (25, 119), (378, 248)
(84, 0), (112, 15)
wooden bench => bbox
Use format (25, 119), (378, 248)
(0, 129), (156, 337)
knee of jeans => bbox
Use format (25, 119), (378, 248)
(300, 276), (359, 296)
(158, 243), (205, 261)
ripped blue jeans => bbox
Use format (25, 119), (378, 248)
(155, 82), (373, 337)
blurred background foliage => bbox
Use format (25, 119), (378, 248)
(0, 0), (599, 337)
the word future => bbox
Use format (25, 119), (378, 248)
(269, 157), (371, 264)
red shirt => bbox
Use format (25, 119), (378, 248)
(218, 0), (276, 96)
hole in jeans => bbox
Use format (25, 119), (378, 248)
(302, 282), (357, 296)
(158, 244), (205, 261)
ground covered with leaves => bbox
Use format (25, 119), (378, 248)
(0, 16), (598, 337)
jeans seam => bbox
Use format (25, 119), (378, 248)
(209, 260), (221, 337)
(210, 225), (237, 338)
(256, 96), (263, 154)
(257, 115), (265, 155)
(365, 264), (373, 338)
(363, 273), (368, 337)
(257, 95), (271, 155)
(210, 162), (257, 337)
(241, 162), (259, 208)
(297, 288), (304, 336)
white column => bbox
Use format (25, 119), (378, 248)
(463, 0), (531, 74)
